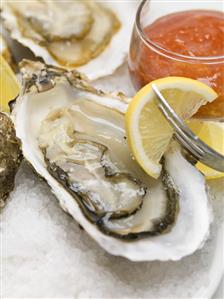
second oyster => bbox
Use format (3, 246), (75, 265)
(0, 113), (22, 210)
(2, 1), (136, 79)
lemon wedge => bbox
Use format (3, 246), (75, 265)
(188, 119), (224, 179)
(0, 54), (20, 112)
(0, 35), (16, 71)
(125, 77), (217, 178)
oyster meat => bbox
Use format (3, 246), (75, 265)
(2, 1), (136, 79)
(13, 60), (212, 261)
(9, 0), (94, 42)
(0, 113), (22, 210)
(38, 103), (178, 239)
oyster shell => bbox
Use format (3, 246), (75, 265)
(0, 113), (22, 209)
(2, 1), (136, 79)
(13, 60), (212, 261)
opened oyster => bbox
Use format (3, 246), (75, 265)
(0, 113), (22, 210)
(2, 0), (136, 79)
(13, 60), (212, 261)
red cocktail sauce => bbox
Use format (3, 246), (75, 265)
(129, 10), (224, 118)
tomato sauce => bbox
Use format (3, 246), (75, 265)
(129, 10), (224, 118)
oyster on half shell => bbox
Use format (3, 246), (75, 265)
(0, 113), (22, 210)
(13, 60), (212, 261)
(2, 0), (136, 80)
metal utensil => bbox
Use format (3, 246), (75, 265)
(151, 83), (224, 172)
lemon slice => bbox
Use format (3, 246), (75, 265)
(125, 77), (217, 178)
(0, 54), (20, 112)
(188, 119), (224, 179)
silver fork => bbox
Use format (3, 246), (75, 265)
(151, 83), (224, 173)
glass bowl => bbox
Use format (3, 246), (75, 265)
(128, 0), (224, 119)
